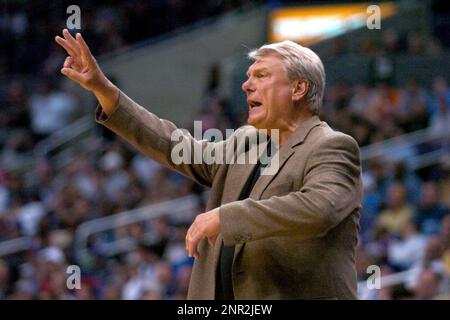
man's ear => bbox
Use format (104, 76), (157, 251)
(292, 80), (308, 103)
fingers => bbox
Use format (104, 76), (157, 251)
(61, 67), (83, 84)
(185, 227), (200, 259)
(64, 54), (83, 72)
(63, 56), (73, 69)
(76, 33), (95, 64)
(185, 211), (220, 259)
(62, 29), (81, 56)
(55, 30), (94, 69)
(185, 231), (217, 259)
(188, 237), (200, 259)
(55, 36), (77, 57)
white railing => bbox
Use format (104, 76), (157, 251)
(0, 237), (33, 256)
(360, 127), (449, 169)
(4, 114), (95, 173)
(73, 194), (203, 260)
(34, 115), (93, 156)
(0, 190), (205, 259)
(357, 269), (416, 299)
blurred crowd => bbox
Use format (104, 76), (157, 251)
(0, 89), (204, 299)
(1, 0), (260, 301)
(322, 27), (447, 59)
(318, 16), (450, 299)
(1, 1), (450, 300)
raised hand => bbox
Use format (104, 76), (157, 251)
(55, 29), (119, 114)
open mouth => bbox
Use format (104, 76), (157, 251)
(248, 100), (262, 109)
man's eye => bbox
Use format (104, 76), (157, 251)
(256, 74), (265, 78)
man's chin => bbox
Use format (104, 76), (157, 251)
(247, 116), (262, 128)
(247, 120), (259, 128)
(247, 119), (273, 131)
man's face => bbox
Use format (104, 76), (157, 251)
(242, 54), (296, 130)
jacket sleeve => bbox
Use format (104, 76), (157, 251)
(95, 90), (244, 187)
(219, 133), (362, 245)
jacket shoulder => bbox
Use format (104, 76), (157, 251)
(311, 123), (360, 152)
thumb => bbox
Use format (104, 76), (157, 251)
(61, 67), (83, 83)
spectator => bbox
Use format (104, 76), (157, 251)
(28, 80), (78, 140)
(412, 268), (441, 299)
(0, 259), (10, 299)
(415, 182), (450, 234)
(388, 162), (422, 205)
(16, 192), (46, 236)
(406, 236), (445, 290)
(377, 183), (415, 236)
(387, 221), (428, 270)
(427, 77), (450, 118)
(441, 214), (450, 250)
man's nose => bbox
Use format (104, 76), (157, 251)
(242, 78), (254, 93)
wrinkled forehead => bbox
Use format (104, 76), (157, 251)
(246, 54), (286, 76)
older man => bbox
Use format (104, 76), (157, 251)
(56, 29), (362, 299)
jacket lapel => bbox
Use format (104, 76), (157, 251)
(220, 161), (258, 204)
(232, 116), (323, 261)
(250, 116), (322, 200)
(214, 141), (260, 280)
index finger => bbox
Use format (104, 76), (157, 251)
(188, 233), (200, 259)
(190, 240), (200, 259)
(62, 29), (81, 56)
(55, 36), (77, 57)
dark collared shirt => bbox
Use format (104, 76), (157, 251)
(215, 139), (273, 300)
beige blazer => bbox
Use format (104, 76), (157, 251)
(96, 91), (363, 300)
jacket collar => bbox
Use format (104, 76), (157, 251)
(283, 115), (322, 149)
(221, 115), (323, 204)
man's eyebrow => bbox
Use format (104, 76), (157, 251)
(246, 67), (269, 77)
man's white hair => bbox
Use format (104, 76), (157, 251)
(248, 40), (325, 115)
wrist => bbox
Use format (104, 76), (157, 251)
(93, 77), (116, 96)
(94, 80), (120, 115)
